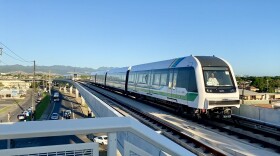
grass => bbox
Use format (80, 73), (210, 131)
(0, 106), (12, 114)
(34, 94), (50, 120)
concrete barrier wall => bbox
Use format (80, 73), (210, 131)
(75, 83), (123, 117)
(73, 82), (179, 156)
(232, 105), (280, 125)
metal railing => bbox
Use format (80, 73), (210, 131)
(0, 117), (194, 156)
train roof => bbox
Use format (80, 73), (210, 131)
(91, 70), (107, 75)
(130, 56), (229, 72)
(130, 57), (185, 72)
(107, 67), (131, 74)
(195, 56), (228, 67)
(90, 56), (229, 74)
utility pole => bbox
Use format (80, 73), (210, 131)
(32, 60), (36, 118)
(266, 79), (269, 93)
(49, 70), (51, 94)
(42, 74), (45, 90)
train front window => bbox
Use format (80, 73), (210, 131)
(203, 67), (234, 87)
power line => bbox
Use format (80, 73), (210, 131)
(0, 59), (8, 65)
(0, 41), (31, 63)
(2, 50), (30, 63)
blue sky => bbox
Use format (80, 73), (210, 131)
(0, 0), (279, 76)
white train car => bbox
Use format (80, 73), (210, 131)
(64, 74), (81, 81)
(127, 56), (239, 118)
(90, 55), (240, 118)
(106, 67), (130, 92)
(91, 71), (107, 86)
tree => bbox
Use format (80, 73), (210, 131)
(0, 82), (4, 88)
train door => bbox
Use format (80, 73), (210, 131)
(167, 69), (178, 102)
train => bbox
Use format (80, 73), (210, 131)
(90, 55), (240, 118)
(64, 73), (81, 81)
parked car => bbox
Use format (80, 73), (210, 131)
(50, 113), (59, 120)
(93, 135), (108, 145)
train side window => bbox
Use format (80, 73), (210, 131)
(153, 73), (160, 86)
(173, 70), (178, 88)
(138, 73), (143, 84)
(160, 72), (168, 86)
(188, 68), (197, 92)
(135, 72), (139, 84)
(128, 73), (135, 83)
(138, 72), (148, 84)
(121, 73), (126, 82)
(176, 68), (189, 89)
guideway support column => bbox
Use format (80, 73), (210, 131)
(70, 86), (73, 95)
(81, 96), (86, 106)
(75, 89), (79, 99)
(75, 88), (80, 101)
(64, 86), (67, 93)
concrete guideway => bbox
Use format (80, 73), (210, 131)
(85, 83), (279, 156)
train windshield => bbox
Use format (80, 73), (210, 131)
(203, 67), (234, 87)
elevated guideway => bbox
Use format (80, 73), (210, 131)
(51, 79), (280, 155)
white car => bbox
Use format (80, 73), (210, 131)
(17, 114), (26, 120)
(272, 102), (280, 109)
(93, 135), (108, 145)
(50, 113), (59, 120)
(23, 111), (29, 117)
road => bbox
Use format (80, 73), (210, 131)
(0, 89), (35, 123)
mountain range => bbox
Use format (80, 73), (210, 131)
(0, 65), (113, 75)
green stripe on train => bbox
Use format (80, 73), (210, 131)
(129, 86), (198, 102)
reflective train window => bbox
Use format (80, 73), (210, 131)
(176, 68), (189, 89)
(160, 72), (168, 86)
(188, 68), (197, 92)
(128, 73), (135, 83)
(176, 67), (197, 92)
(151, 70), (169, 86)
(203, 67), (234, 87)
(152, 73), (160, 86)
